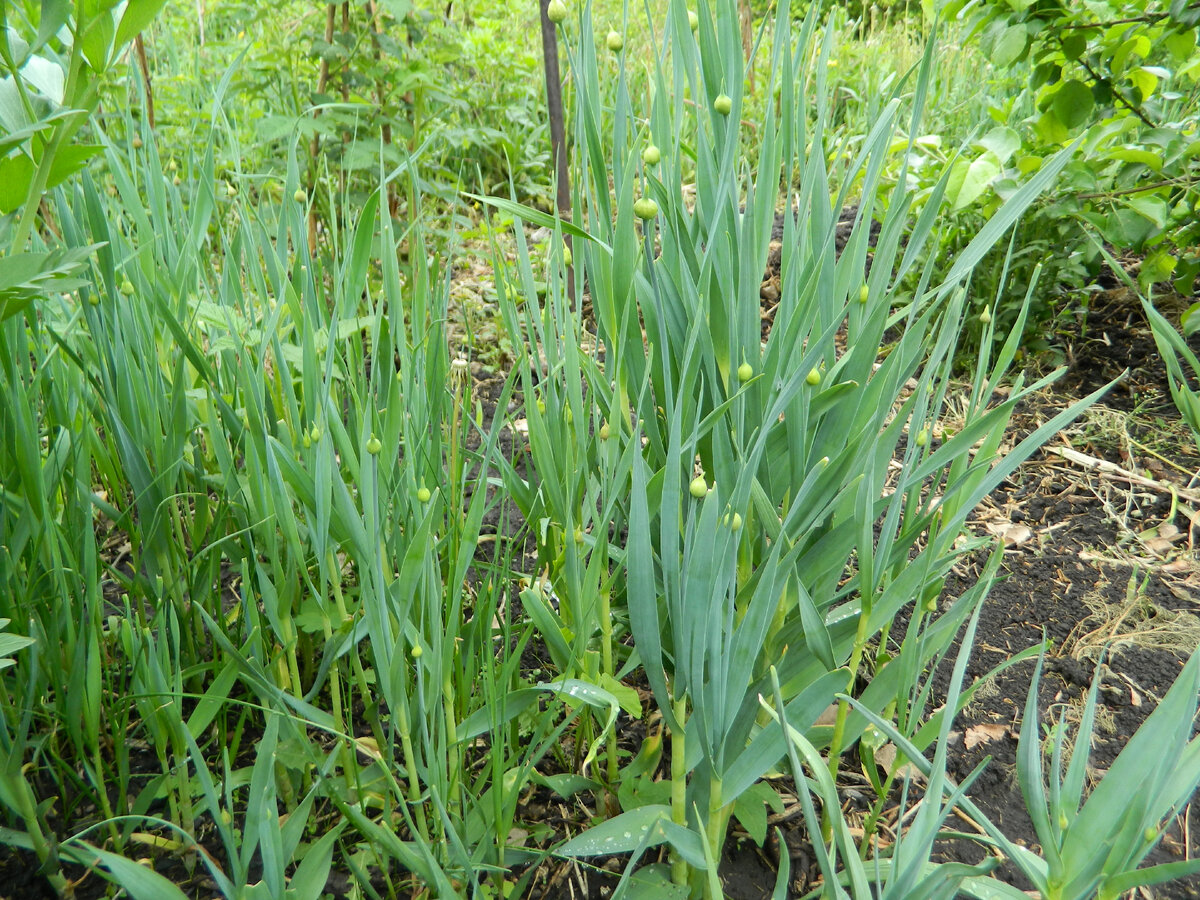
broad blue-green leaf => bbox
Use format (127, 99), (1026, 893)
(557, 805), (671, 856)
(623, 863), (689, 900)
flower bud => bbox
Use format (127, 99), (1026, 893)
(642, 144), (661, 166)
(689, 476), (709, 498)
(633, 197), (659, 219)
(606, 30), (623, 52)
(547, 0), (567, 22)
(714, 93), (732, 115)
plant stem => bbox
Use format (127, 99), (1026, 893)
(599, 590), (617, 784)
(671, 695), (688, 887)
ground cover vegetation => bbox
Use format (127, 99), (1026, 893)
(1, 0), (1200, 897)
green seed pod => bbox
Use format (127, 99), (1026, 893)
(737, 361), (753, 382)
(547, 0), (567, 22)
(633, 197), (659, 219)
(642, 144), (661, 166)
(689, 476), (708, 498)
(714, 93), (732, 115)
(366, 434), (382, 455)
(806, 367), (821, 386)
(417, 486), (431, 503)
(606, 30), (623, 51)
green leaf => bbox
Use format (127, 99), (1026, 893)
(1140, 249), (1177, 288)
(114, 0), (169, 49)
(1052, 80), (1094, 130)
(624, 863), (690, 900)
(1127, 195), (1169, 229)
(948, 153), (1001, 211)
(598, 672), (643, 719)
(557, 806), (671, 856)
(731, 781), (778, 846)
(1061, 32), (1088, 61)
(536, 677), (622, 773)
(1181, 301), (1200, 337)
(20, 54), (65, 103)
(36, 0), (72, 51)
(0, 156), (35, 216)
(1033, 110), (1069, 144)
(0, 246), (96, 321)
(80, 9), (115, 71)
(1128, 66), (1159, 102)
(993, 24), (1028, 68)
(536, 773), (603, 798)
(1105, 147), (1163, 171)
(60, 842), (189, 900)
(1165, 29), (1196, 60)
(978, 126), (1020, 166)
(288, 823), (345, 900)
(467, 193), (612, 254)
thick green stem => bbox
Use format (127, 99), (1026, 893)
(704, 777), (729, 900)
(671, 695), (688, 888)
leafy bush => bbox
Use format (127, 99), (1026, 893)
(939, 0), (1200, 339)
